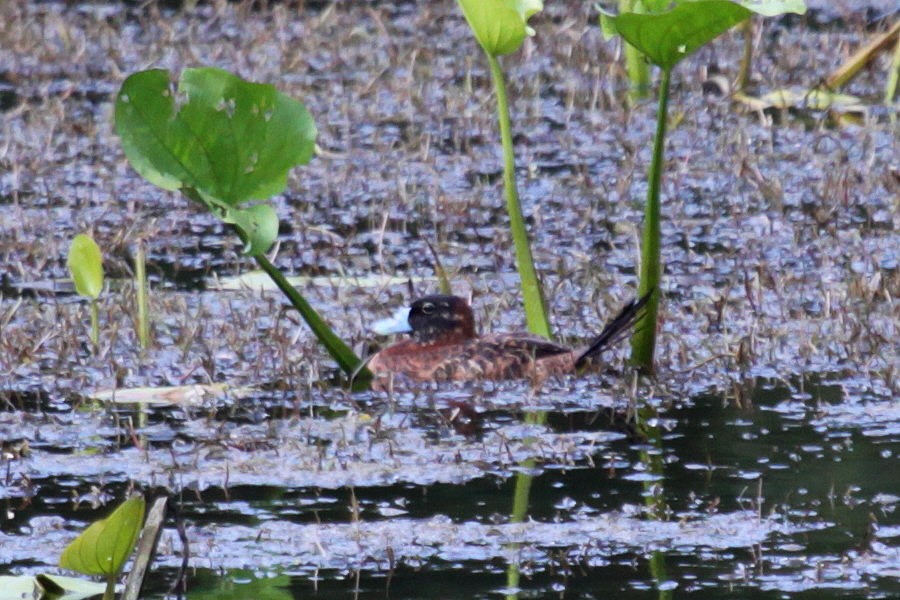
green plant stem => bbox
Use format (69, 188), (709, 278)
(630, 68), (670, 372)
(510, 464), (535, 525)
(649, 550), (673, 600)
(103, 577), (115, 600)
(638, 401), (671, 600)
(89, 298), (99, 350)
(135, 242), (149, 350)
(620, 0), (650, 102)
(486, 53), (551, 338)
(508, 412), (545, 524)
(505, 409), (544, 600)
(253, 253), (369, 383)
(504, 464), (535, 599)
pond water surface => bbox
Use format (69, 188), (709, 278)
(0, 0), (897, 598)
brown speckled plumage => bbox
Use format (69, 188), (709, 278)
(366, 293), (651, 387)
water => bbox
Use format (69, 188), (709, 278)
(0, 0), (897, 598)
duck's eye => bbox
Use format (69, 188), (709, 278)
(421, 302), (435, 315)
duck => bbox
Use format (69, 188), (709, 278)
(364, 291), (651, 385)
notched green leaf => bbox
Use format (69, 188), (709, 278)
(59, 495), (146, 577)
(67, 234), (104, 299)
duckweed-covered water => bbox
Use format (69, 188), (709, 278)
(1, 1), (897, 598)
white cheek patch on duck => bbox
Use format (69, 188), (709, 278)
(372, 307), (413, 335)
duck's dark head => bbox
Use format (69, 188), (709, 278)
(372, 295), (476, 344)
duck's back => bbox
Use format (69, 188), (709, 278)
(368, 333), (574, 383)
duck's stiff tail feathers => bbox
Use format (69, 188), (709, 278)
(574, 290), (653, 369)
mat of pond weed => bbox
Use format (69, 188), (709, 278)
(1, 1), (897, 598)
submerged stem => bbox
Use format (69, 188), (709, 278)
(630, 68), (670, 372)
(486, 53), (551, 338)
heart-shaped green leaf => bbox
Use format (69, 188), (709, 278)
(458, 0), (543, 56)
(600, 0), (806, 71)
(115, 67), (316, 206)
(67, 234), (104, 299)
(59, 495), (146, 577)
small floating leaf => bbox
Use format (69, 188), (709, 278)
(0, 576), (39, 598)
(60, 495), (146, 577)
(67, 234), (104, 299)
(35, 574), (110, 600)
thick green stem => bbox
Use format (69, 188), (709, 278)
(253, 253), (368, 382)
(135, 242), (149, 350)
(620, 0), (650, 102)
(630, 68), (670, 372)
(103, 577), (115, 600)
(486, 53), (551, 338)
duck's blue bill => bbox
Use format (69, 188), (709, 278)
(371, 307), (412, 335)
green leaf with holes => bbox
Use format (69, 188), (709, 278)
(114, 68), (316, 255)
(115, 67), (316, 204)
(59, 496), (146, 577)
